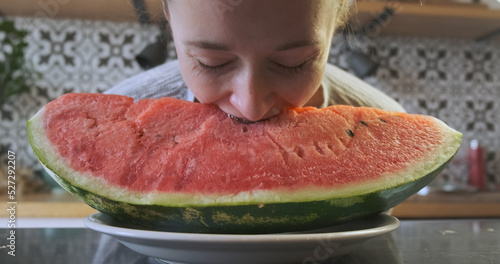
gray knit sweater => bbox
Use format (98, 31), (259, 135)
(105, 60), (404, 112)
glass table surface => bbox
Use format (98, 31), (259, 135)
(0, 218), (499, 264)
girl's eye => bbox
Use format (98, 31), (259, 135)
(197, 60), (232, 73)
(196, 58), (309, 75)
(274, 61), (308, 75)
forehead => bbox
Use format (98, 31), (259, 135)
(168, 0), (336, 50)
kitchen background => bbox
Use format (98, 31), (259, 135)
(1, 1), (499, 195)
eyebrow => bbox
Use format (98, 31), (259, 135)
(184, 40), (320, 51)
(275, 40), (321, 51)
(184, 41), (230, 51)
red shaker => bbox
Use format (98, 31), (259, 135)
(468, 139), (485, 191)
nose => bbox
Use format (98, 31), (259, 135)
(229, 68), (277, 122)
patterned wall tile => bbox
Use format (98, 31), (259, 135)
(2, 16), (499, 191)
(23, 17), (161, 95)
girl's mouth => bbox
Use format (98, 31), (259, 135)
(227, 114), (257, 124)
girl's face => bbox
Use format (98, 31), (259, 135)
(166, 0), (338, 122)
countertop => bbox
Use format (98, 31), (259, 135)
(0, 218), (499, 264)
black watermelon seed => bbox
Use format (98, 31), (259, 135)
(360, 121), (368, 126)
(379, 118), (387, 123)
(346, 129), (354, 137)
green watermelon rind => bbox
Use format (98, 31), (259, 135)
(27, 106), (462, 233)
(40, 158), (448, 234)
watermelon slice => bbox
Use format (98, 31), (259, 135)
(28, 93), (462, 233)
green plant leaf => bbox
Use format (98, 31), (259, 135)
(0, 17), (39, 106)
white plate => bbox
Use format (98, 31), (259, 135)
(84, 213), (399, 264)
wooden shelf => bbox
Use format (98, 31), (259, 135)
(2, 191), (499, 219)
(1, 0), (164, 22)
(3, 1), (500, 39)
(351, 1), (500, 39)
(0, 192), (97, 218)
(392, 191), (500, 218)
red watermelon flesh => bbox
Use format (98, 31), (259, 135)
(36, 93), (457, 202)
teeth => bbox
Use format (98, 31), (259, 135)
(227, 114), (255, 124)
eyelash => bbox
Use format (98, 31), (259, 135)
(273, 61), (307, 75)
(197, 60), (230, 73)
(196, 60), (308, 75)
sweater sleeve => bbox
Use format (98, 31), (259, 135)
(322, 63), (406, 112)
(103, 60), (189, 100)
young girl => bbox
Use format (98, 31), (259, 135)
(95, 2), (401, 260)
(106, 0), (404, 122)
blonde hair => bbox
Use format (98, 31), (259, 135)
(335, 0), (351, 29)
